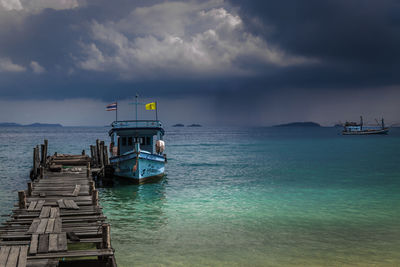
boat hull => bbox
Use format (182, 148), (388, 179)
(110, 151), (165, 184)
(342, 128), (389, 135)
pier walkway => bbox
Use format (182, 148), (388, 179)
(0, 140), (116, 267)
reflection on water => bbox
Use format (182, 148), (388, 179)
(100, 179), (168, 246)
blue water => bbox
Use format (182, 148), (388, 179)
(1, 126), (400, 266)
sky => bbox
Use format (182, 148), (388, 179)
(0, 0), (400, 126)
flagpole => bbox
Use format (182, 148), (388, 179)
(135, 94), (138, 128)
(155, 101), (158, 121)
(116, 102), (118, 121)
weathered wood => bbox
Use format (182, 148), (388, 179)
(17, 246), (27, 267)
(48, 234), (58, 252)
(49, 208), (59, 218)
(53, 219), (62, 234)
(0, 246), (11, 265)
(39, 192), (45, 198)
(102, 223), (111, 249)
(39, 167), (44, 179)
(27, 201), (36, 211)
(95, 139), (100, 167)
(43, 139), (48, 168)
(29, 234), (39, 254)
(38, 234), (49, 253)
(86, 162), (90, 178)
(34, 200), (45, 211)
(36, 219), (48, 234)
(92, 189), (98, 206)
(39, 207), (50, 218)
(45, 219), (55, 234)
(40, 144), (45, 167)
(27, 183), (33, 197)
(89, 181), (95, 195)
(27, 219), (40, 234)
(18, 191), (26, 210)
(64, 200), (79, 210)
(56, 199), (65, 209)
(6, 246), (19, 267)
(103, 145), (109, 165)
(58, 233), (67, 251)
(33, 147), (38, 178)
(72, 185), (81, 196)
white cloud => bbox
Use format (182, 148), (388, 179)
(30, 61), (46, 74)
(0, 0), (22, 11)
(0, 58), (25, 72)
(76, 1), (314, 79)
(0, 0), (79, 12)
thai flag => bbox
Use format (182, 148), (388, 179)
(106, 102), (117, 111)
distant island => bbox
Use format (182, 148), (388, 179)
(172, 124), (185, 127)
(0, 122), (63, 127)
(187, 124), (202, 127)
(274, 122), (321, 127)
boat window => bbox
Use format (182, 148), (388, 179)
(122, 137), (126, 146)
(128, 137), (133, 146)
(146, 137), (151, 145)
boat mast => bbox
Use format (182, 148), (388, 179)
(135, 94), (138, 127)
(360, 116), (363, 130)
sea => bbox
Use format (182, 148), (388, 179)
(0, 126), (400, 266)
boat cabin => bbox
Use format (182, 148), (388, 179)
(109, 120), (164, 156)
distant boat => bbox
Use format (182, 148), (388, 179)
(187, 124), (202, 127)
(108, 96), (166, 184)
(342, 116), (389, 135)
(172, 124), (184, 127)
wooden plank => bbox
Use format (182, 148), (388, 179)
(49, 208), (59, 218)
(27, 201), (37, 211)
(64, 200), (79, 210)
(35, 219), (48, 234)
(27, 219), (40, 234)
(29, 234), (38, 255)
(17, 246), (27, 267)
(38, 234), (49, 254)
(57, 233), (67, 252)
(0, 246), (11, 266)
(56, 199), (65, 209)
(53, 218), (62, 234)
(45, 219), (55, 234)
(34, 200), (45, 211)
(39, 193), (46, 198)
(48, 234), (58, 252)
(39, 207), (50, 218)
(72, 185), (81, 196)
(26, 248), (114, 259)
(5, 246), (19, 267)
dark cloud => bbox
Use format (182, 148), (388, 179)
(0, 0), (399, 125)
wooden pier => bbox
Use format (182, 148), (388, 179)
(0, 140), (116, 266)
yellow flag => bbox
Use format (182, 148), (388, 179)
(145, 102), (156, 110)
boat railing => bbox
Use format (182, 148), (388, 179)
(111, 120), (162, 128)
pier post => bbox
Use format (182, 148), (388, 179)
(40, 144), (45, 166)
(89, 181), (95, 195)
(43, 139), (48, 167)
(82, 149), (86, 156)
(18, 191), (26, 209)
(27, 182), (33, 196)
(33, 147), (38, 177)
(96, 140), (101, 167)
(40, 167), (44, 179)
(102, 223), (111, 249)
(87, 162), (90, 178)
(92, 189), (98, 206)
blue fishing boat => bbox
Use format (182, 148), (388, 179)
(107, 97), (166, 184)
(342, 116), (389, 135)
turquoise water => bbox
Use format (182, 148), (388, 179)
(1, 126), (400, 266)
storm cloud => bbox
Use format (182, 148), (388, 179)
(0, 0), (399, 126)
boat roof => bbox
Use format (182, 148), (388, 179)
(109, 120), (164, 136)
